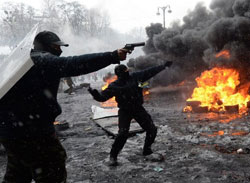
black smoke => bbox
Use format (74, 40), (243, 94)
(128, 0), (250, 87)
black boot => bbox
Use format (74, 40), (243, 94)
(143, 147), (153, 156)
(108, 156), (118, 166)
(109, 147), (119, 166)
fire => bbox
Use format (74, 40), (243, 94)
(54, 121), (60, 125)
(215, 50), (230, 59)
(183, 106), (192, 113)
(201, 130), (249, 137)
(143, 88), (150, 101)
(143, 89), (150, 95)
(102, 75), (117, 90)
(101, 75), (117, 107)
(231, 131), (249, 136)
(177, 81), (185, 86)
(185, 67), (250, 112)
(201, 130), (224, 137)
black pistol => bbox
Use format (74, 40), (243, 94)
(124, 42), (145, 53)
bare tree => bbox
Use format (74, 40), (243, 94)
(85, 8), (110, 37)
(0, 2), (37, 48)
(128, 27), (147, 41)
(57, 1), (87, 35)
(0, 0), (141, 53)
(41, 0), (62, 32)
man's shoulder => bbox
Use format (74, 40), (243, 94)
(109, 81), (118, 87)
(108, 79), (124, 87)
(30, 50), (56, 63)
(30, 50), (50, 57)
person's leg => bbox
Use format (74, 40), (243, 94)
(133, 106), (157, 155)
(0, 139), (33, 183)
(0, 135), (67, 183)
(110, 109), (132, 164)
(68, 87), (73, 94)
(29, 136), (67, 183)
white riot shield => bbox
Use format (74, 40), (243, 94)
(0, 24), (39, 99)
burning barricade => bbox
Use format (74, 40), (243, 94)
(184, 66), (250, 114)
(183, 48), (250, 114)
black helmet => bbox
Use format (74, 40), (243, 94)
(114, 64), (129, 79)
(34, 31), (69, 48)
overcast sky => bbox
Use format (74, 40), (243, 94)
(0, 0), (212, 33)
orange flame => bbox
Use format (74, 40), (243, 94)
(101, 75), (118, 107)
(185, 67), (250, 112)
(177, 81), (185, 86)
(216, 50), (230, 59)
(231, 131), (249, 136)
(143, 89), (150, 96)
(143, 88), (150, 101)
(201, 131), (249, 137)
(54, 121), (60, 125)
(183, 106), (192, 113)
(201, 130), (224, 137)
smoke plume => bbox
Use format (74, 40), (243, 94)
(128, 0), (250, 87)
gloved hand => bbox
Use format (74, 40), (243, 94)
(164, 61), (173, 67)
(88, 86), (97, 96)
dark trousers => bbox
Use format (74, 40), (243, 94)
(110, 106), (157, 158)
(0, 135), (67, 183)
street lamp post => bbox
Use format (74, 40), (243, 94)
(156, 5), (172, 28)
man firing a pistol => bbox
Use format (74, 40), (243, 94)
(0, 30), (129, 182)
(88, 61), (173, 166)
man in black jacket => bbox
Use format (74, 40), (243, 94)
(88, 61), (172, 166)
(0, 31), (128, 182)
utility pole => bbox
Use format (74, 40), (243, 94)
(156, 5), (172, 28)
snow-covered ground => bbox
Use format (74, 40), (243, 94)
(1, 85), (250, 182)
(0, 46), (10, 55)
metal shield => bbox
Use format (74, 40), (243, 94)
(0, 24), (39, 99)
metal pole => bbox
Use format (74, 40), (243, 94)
(156, 5), (171, 29)
(163, 7), (166, 28)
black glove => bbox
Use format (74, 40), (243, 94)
(88, 87), (97, 96)
(164, 61), (173, 67)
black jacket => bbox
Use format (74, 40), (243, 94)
(91, 65), (165, 109)
(0, 49), (120, 138)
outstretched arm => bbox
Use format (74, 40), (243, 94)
(132, 61), (172, 82)
(88, 86), (115, 102)
(31, 49), (128, 78)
